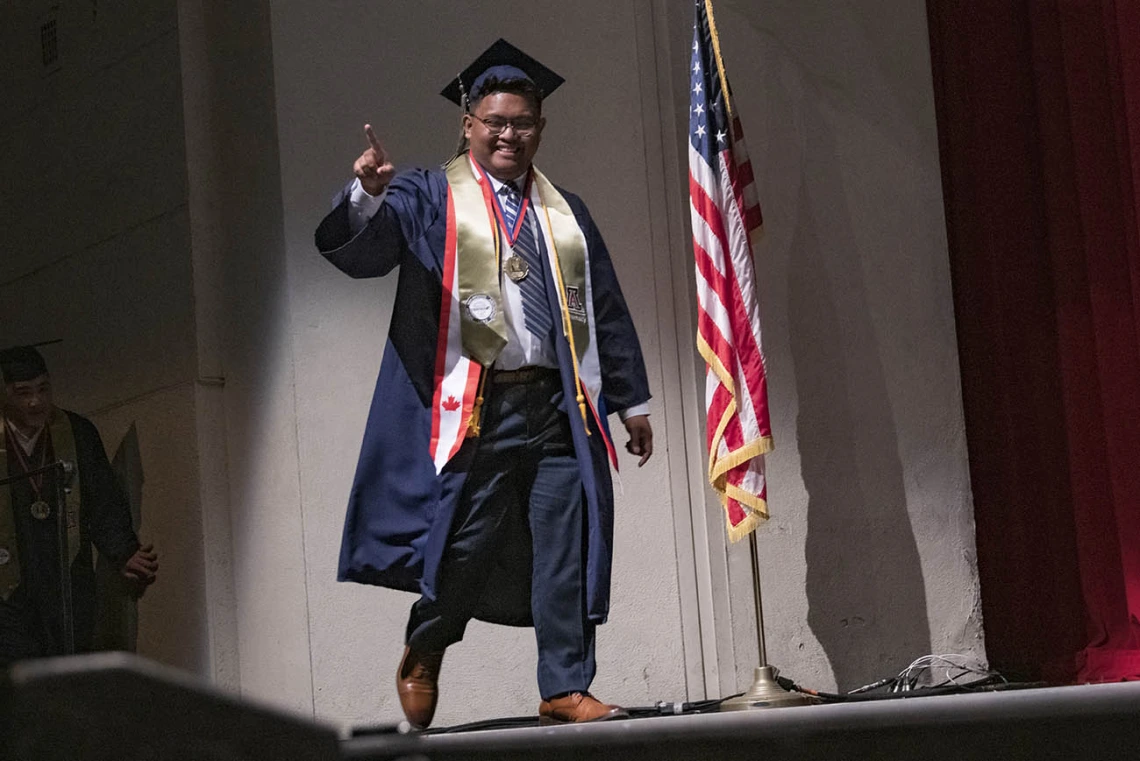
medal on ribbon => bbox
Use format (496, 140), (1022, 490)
(4, 422), (52, 520)
(505, 255), (529, 282)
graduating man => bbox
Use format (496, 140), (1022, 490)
(316, 40), (653, 727)
(0, 346), (158, 665)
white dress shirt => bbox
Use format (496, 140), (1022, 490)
(4, 418), (44, 457)
(483, 172), (560, 372)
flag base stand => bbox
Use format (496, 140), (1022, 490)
(719, 533), (812, 711)
(719, 665), (812, 710)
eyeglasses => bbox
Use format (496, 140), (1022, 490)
(470, 115), (540, 137)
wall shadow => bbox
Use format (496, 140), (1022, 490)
(789, 101), (932, 690)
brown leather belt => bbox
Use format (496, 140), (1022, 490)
(490, 366), (560, 385)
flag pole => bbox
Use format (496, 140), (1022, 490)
(699, 0), (809, 711)
(719, 532), (810, 709)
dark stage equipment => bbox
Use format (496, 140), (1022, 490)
(2, 653), (339, 761)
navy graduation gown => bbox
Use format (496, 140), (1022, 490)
(315, 167), (649, 626)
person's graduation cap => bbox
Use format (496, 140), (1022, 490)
(0, 340), (60, 383)
(440, 38), (565, 111)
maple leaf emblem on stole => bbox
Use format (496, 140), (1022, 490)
(442, 395), (461, 412)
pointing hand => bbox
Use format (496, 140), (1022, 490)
(353, 124), (396, 195)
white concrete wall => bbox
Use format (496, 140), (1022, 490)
(0, 0), (213, 675)
(175, 0), (309, 709)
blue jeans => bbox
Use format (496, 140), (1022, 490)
(405, 370), (596, 699)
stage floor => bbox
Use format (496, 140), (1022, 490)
(343, 681), (1140, 760)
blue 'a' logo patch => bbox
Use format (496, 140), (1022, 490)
(566, 285), (587, 322)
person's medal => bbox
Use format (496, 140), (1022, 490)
(502, 179), (532, 284)
(505, 254), (529, 282)
(5, 418), (54, 522)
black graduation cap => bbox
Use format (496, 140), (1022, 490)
(440, 38), (565, 109)
(0, 341), (59, 384)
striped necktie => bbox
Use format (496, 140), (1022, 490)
(500, 181), (522, 230)
(500, 183), (553, 338)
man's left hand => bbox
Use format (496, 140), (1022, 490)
(623, 415), (653, 467)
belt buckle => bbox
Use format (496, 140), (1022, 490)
(494, 366), (541, 384)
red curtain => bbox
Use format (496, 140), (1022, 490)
(927, 0), (1140, 682)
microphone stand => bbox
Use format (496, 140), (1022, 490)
(0, 459), (76, 654)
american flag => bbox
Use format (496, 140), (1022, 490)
(689, 0), (773, 541)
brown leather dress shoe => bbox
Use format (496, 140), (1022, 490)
(538, 692), (630, 725)
(396, 646), (444, 729)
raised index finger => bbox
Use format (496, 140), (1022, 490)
(363, 124), (385, 155)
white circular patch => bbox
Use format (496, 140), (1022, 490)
(465, 294), (497, 323)
(0, 547), (10, 566)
